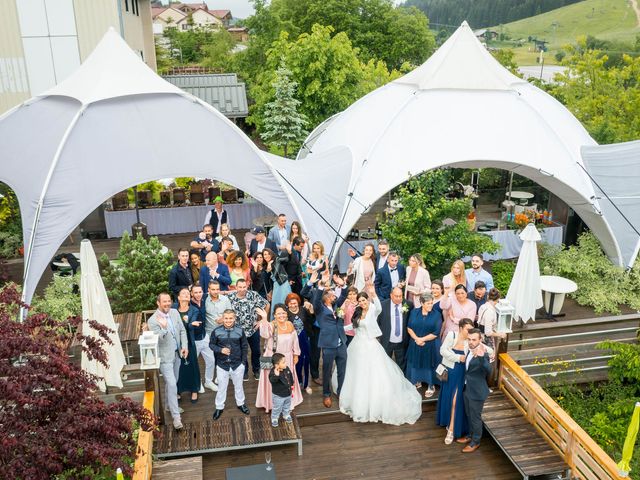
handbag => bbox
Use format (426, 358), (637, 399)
(435, 363), (449, 382)
(259, 321), (278, 370)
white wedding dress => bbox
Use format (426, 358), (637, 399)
(337, 297), (423, 426)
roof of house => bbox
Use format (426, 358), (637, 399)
(162, 74), (248, 117)
(151, 7), (167, 17)
(176, 8), (221, 23)
(210, 9), (232, 19)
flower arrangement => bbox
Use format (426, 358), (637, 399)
(336, 307), (345, 319)
(401, 304), (409, 314)
(514, 213), (529, 229)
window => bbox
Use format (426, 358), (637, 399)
(124, 0), (129, 12)
(133, 0), (139, 16)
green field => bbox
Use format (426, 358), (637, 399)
(489, 0), (640, 65)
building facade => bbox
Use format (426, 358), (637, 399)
(0, 0), (157, 114)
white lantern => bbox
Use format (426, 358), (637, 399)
(138, 331), (160, 370)
(495, 299), (515, 334)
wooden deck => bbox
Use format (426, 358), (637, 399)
(483, 392), (569, 479)
(155, 414), (302, 459)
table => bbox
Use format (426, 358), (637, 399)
(479, 225), (563, 261)
(507, 191), (534, 205)
(226, 464), (276, 480)
(104, 200), (273, 238)
(539, 275), (577, 321)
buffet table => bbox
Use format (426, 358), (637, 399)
(480, 225), (563, 261)
(104, 200), (274, 238)
(333, 224), (564, 271)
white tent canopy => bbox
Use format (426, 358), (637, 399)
(303, 21), (633, 267)
(0, 29), (338, 305)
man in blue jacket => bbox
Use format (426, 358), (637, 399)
(374, 252), (406, 300)
(199, 251), (232, 291)
(210, 309), (250, 420)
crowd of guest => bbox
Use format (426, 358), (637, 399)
(151, 200), (505, 450)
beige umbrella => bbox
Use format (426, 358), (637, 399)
(80, 239), (125, 391)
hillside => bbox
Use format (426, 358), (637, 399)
(403, 0), (583, 29)
(491, 0), (640, 65)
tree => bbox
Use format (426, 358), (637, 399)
(249, 25), (401, 136)
(31, 273), (81, 324)
(200, 28), (236, 71)
(379, 170), (499, 278)
(549, 38), (640, 144)
(0, 284), (155, 478)
(260, 63), (308, 157)
(98, 232), (174, 314)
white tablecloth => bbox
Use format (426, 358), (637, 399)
(104, 201), (274, 238)
(333, 225), (563, 270)
(480, 225), (563, 261)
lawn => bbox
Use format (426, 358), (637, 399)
(489, 0), (640, 65)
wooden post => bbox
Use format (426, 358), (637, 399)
(145, 369), (164, 425)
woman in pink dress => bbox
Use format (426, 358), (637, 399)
(405, 254), (431, 305)
(443, 284), (477, 338)
(255, 304), (303, 412)
(349, 243), (376, 292)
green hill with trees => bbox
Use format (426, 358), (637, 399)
(491, 0), (640, 65)
(403, 0), (584, 29)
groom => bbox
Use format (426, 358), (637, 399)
(458, 328), (493, 453)
(311, 272), (348, 408)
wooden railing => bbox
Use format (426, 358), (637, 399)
(132, 391), (155, 480)
(498, 353), (623, 480)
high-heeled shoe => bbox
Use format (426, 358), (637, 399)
(444, 430), (454, 445)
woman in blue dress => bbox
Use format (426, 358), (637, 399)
(174, 288), (203, 403)
(435, 317), (474, 444)
(405, 292), (442, 398)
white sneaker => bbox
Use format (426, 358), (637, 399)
(173, 417), (183, 430)
(199, 384), (205, 394)
(204, 381), (218, 392)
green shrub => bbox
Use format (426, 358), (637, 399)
(99, 232), (173, 314)
(31, 274), (81, 324)
(0, 231), (22, 258)
(540, 232), (640, 314)
(490, 260), (515, 294)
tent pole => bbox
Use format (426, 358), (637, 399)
(507, 170), (514, 200)
(20, 105), (87, 319)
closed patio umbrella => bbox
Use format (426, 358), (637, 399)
(80, 239), (125, 391)
(506, 223), (543, 323)
(618, 402), (640, 477)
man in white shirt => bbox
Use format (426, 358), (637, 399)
(267, 213), (291, 251)
(203, 196), (229, 235)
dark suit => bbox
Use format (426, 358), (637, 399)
(280, 248), (303, 295)
(168, 262), (193, 297)
(377, 298), (413, 371)
(374, 263), (406, 300)
(248, 238), (277, 258)
(199, 263), (232, 291)
(311, 285), (348, 397)
(464, 352), (493, 446)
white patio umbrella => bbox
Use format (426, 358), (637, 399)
(80, 239), (125, 391)
(506, 223), (543, 323)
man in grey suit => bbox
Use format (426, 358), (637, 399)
(458, 328), (493, 453)
(267, 213), (291, 251)
(148, 292), (189, 430)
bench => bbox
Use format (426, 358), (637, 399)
(482, 392), (570, 480)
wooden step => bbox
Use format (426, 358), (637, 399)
(152, 456), (202, 480)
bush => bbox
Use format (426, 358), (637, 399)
(30, 274), (81, 324)
(380, 170), (499, 278)
(99, 232), (174, 314)
(0, 231), (22, 258)
(490, 260), (515, 294)
(540, 232), (640, 314)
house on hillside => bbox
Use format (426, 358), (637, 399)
(175, 8), (224, 31)
(151, 6), (186, 34)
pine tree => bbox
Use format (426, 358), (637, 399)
(260, 63), (308, 158)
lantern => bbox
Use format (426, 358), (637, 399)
(495, 299), (515, 333)
(138, 331), (160, 370)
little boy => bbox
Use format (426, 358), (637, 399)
(269, 353), (294, 427)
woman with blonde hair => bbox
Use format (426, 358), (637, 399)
(306, 241), (327, 278)
(215, 223), (240, 251)
(226, 250), (251, 290)
(442, 260), (466, 297)
(405, 254), (431, 305)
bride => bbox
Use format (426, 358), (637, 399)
(338, 283), (423, 426)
